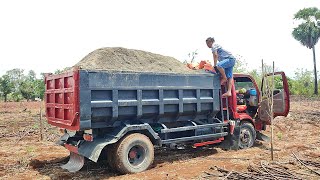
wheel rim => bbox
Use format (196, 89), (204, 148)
(240, 127), (252, 147)
(128, 145), (146, 166)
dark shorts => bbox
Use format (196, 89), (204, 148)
(217, 58), (235, 78)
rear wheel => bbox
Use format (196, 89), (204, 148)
(114, 133), (154, 174)
(239, 123), (256, 149)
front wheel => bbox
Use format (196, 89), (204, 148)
(239, 123), (256, 149)
(114, 133), (154, 174)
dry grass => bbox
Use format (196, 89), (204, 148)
(0, 98), (319, 179)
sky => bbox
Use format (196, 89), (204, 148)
(0, 0), (319, 78)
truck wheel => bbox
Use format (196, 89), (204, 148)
(114, 133), (154, 174)
(239, 123), (256, 149)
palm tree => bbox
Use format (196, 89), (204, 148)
(292, 7), (320, 95)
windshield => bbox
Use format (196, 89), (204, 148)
(234, 81), (255, 90)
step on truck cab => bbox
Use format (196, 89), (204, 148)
(44, 68), (290, 174)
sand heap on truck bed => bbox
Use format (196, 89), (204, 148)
(74, 47), (202, 74)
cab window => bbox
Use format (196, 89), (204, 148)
(234, 77), (255, 90)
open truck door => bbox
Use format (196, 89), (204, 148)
(258, 71), (290, 124)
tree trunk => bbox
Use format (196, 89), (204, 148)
(313, 46), (318, 95)
(4, 94), (7, 102)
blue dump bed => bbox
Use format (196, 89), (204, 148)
(78, 70), (221, 130)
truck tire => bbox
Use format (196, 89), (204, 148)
(114, 133), (154, 174)
(239, 123), (256, 149)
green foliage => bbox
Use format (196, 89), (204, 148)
(19, 80), (36, 101)
(8, 91), (23, 102)
(276, 132), (283, 140)
(5, 68), (25, 101)
(294, 7), (320, 21)
(290, 69), (315, 95)
(248, 69), (262, 88)
(54, 67), (71, 74)
(274, 76), (283, 89)
(6, 68), (24, 89)
(293, 7), (320, 49)
(292, 23), (320, 49)
(233, 55), (248, 73)
(54, 69), (64, 74)
(27, 70), (36, 81)
(0, 75), (14, 102)
(19, 70), (45, 101)
(292, 7), (320, 95)
(33, 79), (45, 99)
(0, 69), (45, 102)
(286, 77), (294, 94)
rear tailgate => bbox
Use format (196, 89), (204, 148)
(45, 70), (80, 130)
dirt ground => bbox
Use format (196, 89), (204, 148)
(0, 96), (319, 179)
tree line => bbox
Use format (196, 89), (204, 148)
(0, 69), (45, 102)
(0, 64), (318, 102)
(233, 59), (319, 96)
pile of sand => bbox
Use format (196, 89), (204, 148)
(74, 47), (202, 74)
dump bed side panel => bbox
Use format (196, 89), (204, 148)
(45, 70), (80, 130)
(79, 70), (221, 129)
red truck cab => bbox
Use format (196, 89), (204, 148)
(231, 72), (290, 131)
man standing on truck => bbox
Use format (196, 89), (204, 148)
(206, 37), (236, 97)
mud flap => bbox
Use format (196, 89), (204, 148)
(61, 152), (85, 172)
(256, 131), (270, 142)
(56, 133), (70, 146)
(219, 121), (241, 150)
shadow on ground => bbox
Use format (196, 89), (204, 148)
(29, 147), (219, 179)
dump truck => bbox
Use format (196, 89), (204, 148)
(44, 69), (289, 174)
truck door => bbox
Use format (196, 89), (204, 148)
(258, 72), (290, 123)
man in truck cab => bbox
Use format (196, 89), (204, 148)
(206, 37), (236, 97)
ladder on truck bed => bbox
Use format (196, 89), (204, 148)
(220, 84), (230, 121)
